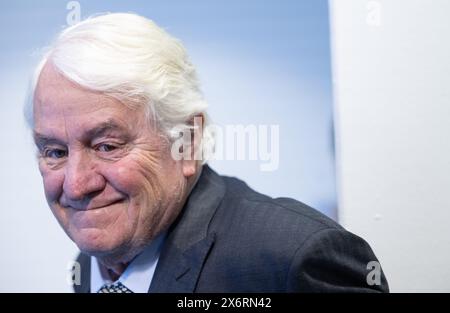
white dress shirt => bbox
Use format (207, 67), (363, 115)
(90, 233), (166, 293)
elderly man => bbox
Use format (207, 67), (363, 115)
(28, 13), (388, 293)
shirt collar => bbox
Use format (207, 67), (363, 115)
(90, 232), (166, 293)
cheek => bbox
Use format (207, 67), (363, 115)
(39, 165), (64, 203)
(101, 153), (179, 222)
(105, 161), (151, 198)
(104, 150), (171, 197)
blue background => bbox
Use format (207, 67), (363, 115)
(0, 0), (336, 217)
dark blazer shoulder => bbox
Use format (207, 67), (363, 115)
(219, 173), (342, 234)
(200, 171), (389, 292)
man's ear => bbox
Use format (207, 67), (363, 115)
(182, 114), (204, 178)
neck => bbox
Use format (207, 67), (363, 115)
(98, 260), (129, 281)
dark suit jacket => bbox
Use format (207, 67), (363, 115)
(74, 165), (389, 293)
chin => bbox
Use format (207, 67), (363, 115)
(71, 227), (129, 257)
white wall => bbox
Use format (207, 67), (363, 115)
(330, 0), (450, 292)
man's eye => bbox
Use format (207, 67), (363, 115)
(96, 144), (118, 152)
(44, 148), (67, 159)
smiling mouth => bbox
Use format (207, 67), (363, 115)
(89, 199), (125, 210)
(64, 199), (126, 211)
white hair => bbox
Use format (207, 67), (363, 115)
(26, 12), (214, 161)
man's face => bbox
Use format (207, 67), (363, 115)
(33, 63), (192, 262)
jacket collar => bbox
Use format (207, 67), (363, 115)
(148, 165), (225, 292)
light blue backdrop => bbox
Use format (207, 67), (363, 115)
(0, 0), (336, 291)
(0, 0), (336, 217)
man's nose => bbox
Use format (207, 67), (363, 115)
(63, 150), (105, 202)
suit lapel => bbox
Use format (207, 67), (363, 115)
(148, 233), (216, 292)
(149, 165), (225, 292)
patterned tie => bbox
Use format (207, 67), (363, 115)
(98, 281), (133, 293)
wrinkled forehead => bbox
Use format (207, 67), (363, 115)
(33, 62), (148, 140)
(34, 62), (109, 115)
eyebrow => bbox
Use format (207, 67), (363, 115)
(33, 119), (129, 147)
(83, 119), (129, 141)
